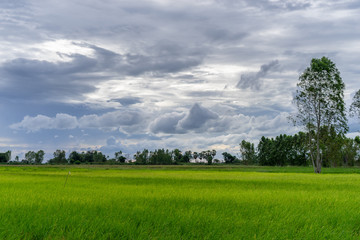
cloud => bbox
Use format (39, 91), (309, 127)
(150, 103), (218, 134)
(10, 110), (144, 132)
(10, 113), (77, 132)
(179, 103), (219, 130)
(236, 60), (280, 90)
(79, 110), (143, 129)
(150, 112), (185, 134)
(111, 97), (142, 106)
(106, 136), (117, 146)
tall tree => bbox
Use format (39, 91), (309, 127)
(292, 57), (348, 173)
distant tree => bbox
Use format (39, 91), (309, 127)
(82, 151), (94, 163)
(222, 152), (237, 164)
(181, 150), (192, 163)
(172, 149), (182, 163)
(93, 151), (106, 163)
(35, 150), (45, 164)
(193, 152), (198, 163)
(240, 140), (257, 165)
(292, 57), (347, 173)
(149, 149), (172, 165)
(257, 137), (273, 166)
(115, 151), (126, 163)
(341, 137), (359, 166)
(134, 149), (149, 164)
(199, 152), (204, 163)
(24, 151), (36, 164)
(200, 150), (215, 165)
(319, 126), (343, 167)
(257, 134), (307, 166)
(211, 150), (216, 160)
(48, 150), (67, 164)
(0, 151), (11, 163)
(68, 151), (82, 164)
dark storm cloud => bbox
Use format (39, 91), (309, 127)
(0, 42), (205, 101)
(0, 56), (97, 101)
(236, 60), (279, 90)
(124, 41), (205, 76)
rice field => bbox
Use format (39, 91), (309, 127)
(1, 165), (360, 239)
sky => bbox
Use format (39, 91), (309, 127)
(1, 0), (360, 160)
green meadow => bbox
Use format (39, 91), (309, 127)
(1, 165), (360, 239)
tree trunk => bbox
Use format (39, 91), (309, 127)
(315, 101), (322, 173)
(308, 128), (316, 173)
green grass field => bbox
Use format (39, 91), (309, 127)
(1, 165), (360, 239)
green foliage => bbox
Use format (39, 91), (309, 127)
(239, 140), (257, 165)
(35, 150), (45, 164)
(293, 57), (348, 173)
(172, 149), (182, 163)
(181, 150), (192, 163)
(199, 150), (216, 165)
(114, 151), (126, 163)
(222, 152), (238, 164)
(24, 151), (36, 164)
(149, 149), (173, 165)
(48, 149), (67, 164)
(0, 151), (11, 163)
(193, 152), (199, 163)
(69, 151), (82, 164)
(24, 150), (45, 164)
(134, 149), (149, 164)
(257, 134), (307, 166)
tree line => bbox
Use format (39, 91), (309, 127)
(1, 130), (359, 166)
(226, 131), (360, 167)
(0, 149), (219, 165)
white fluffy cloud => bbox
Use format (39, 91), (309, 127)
(10, 114), (77, 132)
(10, 111), (144, 132)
